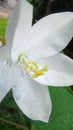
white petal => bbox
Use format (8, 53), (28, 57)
(7, 0), (17, 8)
(0, 37), (11, 59)
(0, 58), (14, 102)
(6, 0), (33, 62)
(27, 12), (73, 59)
(34, 54), (73, 86)
(0, 46), (8, 59)
(12, 66), (52, 122)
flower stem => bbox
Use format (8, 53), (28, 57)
(0, 117), (29, 130)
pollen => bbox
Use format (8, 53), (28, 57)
(18, 53), (48, 78)
(28, 61), (38, 71)
(32, 71), (44, 78)
(32, 65), (48, 78)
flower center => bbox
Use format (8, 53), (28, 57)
(18, 53), (48, 78)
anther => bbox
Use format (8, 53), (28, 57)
(18, 53), (48, 78)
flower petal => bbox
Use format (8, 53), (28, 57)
(6, 0), (17, 8)
(33, 54), (73, 86)
(0, 46), (8, 59)
(0, 58), (14, 102)
(27, 12), (73, 59)
(6, 0), (33, 62)
(12, 66), (52, 122)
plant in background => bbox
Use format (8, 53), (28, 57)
(50, 0), (73, 12)
(0, 0), (73, 123)
(28, 0), (49, 23)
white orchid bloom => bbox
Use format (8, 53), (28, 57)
(0, 0), (73, 123)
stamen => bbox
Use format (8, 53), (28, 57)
(32, 65), (48, 78)
(41, 65), (48, 72)
(28, 61), (38, 72)
(18, 54), (48, 78)
(18, 53), (25, 62)
(32, 71), (44, 78)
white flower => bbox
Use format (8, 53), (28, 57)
(0, 0), (73, 122)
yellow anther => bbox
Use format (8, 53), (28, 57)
(32, 65), (48, 78)
(28, 61), (38, 71)
(41, 65), (48, 72)
(32, 71), (44, 78)
(18, 53), (48, 78)
(28, 61), (38, 68)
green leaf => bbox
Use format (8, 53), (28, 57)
(0, 18), (8, 36)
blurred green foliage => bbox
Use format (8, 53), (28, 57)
(0, 18), (8, 36)
(0, 91), (30, 130)
(28, 0), (73, 23)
